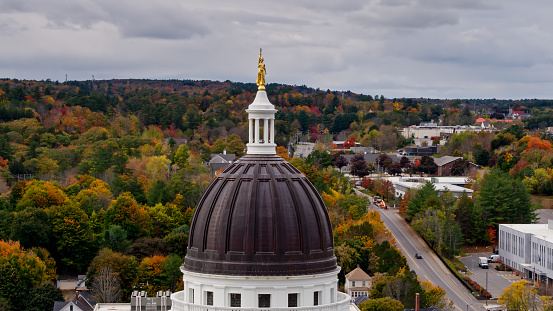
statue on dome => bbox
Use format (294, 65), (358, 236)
(257, 48), (266, 90)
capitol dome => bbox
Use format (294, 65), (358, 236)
(171, 51), (350, 311)
(184, 153), (336, 276)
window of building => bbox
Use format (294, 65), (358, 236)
(189, 288), (194, 303)
(362, 281), (365, 287)
(206, 291), (213, 306)
(352, 281), (355, 287)
(314, 291), (321, 306)
(230, 293), (241, 307)
(288, 293), (298, 307)
(258, 294), (270, 308)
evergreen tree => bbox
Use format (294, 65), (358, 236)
(478, 168), (536, 227)
(0, 135), (13, 161)
(405, 182), (438, 222)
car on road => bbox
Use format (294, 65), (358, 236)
(415, 253), (423, 259)
(374, 196), (381, 203)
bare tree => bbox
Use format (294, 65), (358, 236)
(91, 265), (122, 303)
(383, 278), (411, 302)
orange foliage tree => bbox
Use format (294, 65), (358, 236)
(525, 137), (552, 152)
(15, 180), (68, 211)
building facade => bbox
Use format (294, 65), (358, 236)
(499, 220), (553, 284)
(344, 266), (372, 299)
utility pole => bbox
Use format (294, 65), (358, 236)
(485, 271), (488, 306)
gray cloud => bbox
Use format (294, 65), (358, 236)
(0, 0), (209, 39)
(0, 0), (552, 99)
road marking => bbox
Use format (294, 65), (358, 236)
(391, 231), (420, 270)
(379, 209), (478, 309)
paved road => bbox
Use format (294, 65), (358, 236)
(354, 189), (489, 311)
(459, 253), (518, 298)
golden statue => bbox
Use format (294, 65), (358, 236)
(256, 48), (267, 90)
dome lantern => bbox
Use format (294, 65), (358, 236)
(246, 49), (277, 155)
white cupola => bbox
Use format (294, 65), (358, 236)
(246, 90), (277, 154)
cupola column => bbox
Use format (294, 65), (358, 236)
(249, 118), (254, 143)
(270, 118), (275, 143)
(255, 118), (260, 144)
(264, 118), (269, 143)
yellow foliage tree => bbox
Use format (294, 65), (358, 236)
(498, 280), (553, 311)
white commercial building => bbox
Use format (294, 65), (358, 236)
(381, 176), (473, 199)
(499, 220), (553, 283)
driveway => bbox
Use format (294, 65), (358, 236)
(459, 253), (520, 299)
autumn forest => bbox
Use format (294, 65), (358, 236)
(1, 78), (553, 310)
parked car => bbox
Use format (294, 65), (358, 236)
(488, 255), (499, 263)
(415, 253), (423, 259)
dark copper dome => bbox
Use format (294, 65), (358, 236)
(183, 154), (336, 276)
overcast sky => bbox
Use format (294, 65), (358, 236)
(1, 0), (552, 99)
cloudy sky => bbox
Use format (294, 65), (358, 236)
(1, 0), (552, 99)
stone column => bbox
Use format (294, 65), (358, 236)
(270, 118), (275, 144)
(263, 119), (269, 144)
(249, 118), (253, 144)
(255, 119), (260, 144)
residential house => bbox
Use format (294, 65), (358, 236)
(53, 290), (96, 311)
(344, 265), (372, 299)
(208, 152), (236, 173)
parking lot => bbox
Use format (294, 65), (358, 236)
(459, 253), (522, 299)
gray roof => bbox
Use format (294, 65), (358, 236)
(343, 153), (399, 163)
(53, 301), (69, 311)
(433, 156), (462, 167)
(53, 291), (96, 311)
(209, 153), (236, 164)
(352, 295), (370, 305)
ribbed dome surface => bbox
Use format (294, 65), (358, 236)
(184, 154), (336, 276)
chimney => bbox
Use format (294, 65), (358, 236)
(415, 293), (420, 311)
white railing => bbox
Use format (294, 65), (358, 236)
(172, 292), (350, 311)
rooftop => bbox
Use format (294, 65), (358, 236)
(92, 303), (130, 311)
(500, 223), (553, 242)
(94, 303), (131, 311)
(345, 266), (371, 280)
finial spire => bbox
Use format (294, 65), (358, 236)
(256, 48), (267, 91)
(247, 50), (277, 155)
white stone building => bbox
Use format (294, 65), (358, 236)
(499, 220), (553, 284)
(171, 61), (351, 311)
(381, 176), (473, 199)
